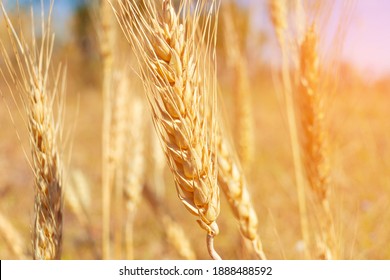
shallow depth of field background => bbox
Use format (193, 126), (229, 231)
(1, 0), (390, 259)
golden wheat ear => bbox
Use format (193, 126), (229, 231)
(114, 0), (221, 259)
(297, 25), (337, 260)
(0, 1), (65, 259)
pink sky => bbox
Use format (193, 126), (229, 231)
(247, 0), (390, 81)
(342, 0), (390, 80)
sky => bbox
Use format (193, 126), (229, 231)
(250, 0), (390, 81)
(4, 0), (390, 81)
(342, 0), (390, 80)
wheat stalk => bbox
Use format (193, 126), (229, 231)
(298, 25), (336, 259)
(64, 170), (100, 258)
(111, 66), (129, 260)
(65, 170), (91, 229)
(216, 130), (266, 260)
(0, 1), (64, 259)
(0, 211), (27, 259)
(162, 215), (196, 260)
(269, 0), (287, 46)
(268, 0), (311, 259)
(123, 94), (146, 260)
(99, 0), (116, 260)
(147, 123), (167, 200)
(143, 185), (196, 260)
(114, 0), (221, 259)
(221, 4), (254, 170)
(294, 0), (306, 45)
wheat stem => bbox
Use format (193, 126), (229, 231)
(207, 234), (222, 260)
(123, 95), (146, 259)
(100, 0), (115, 260)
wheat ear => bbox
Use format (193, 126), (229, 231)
(0, 2), (64, 259)
(115, 0), (221, 259)
(298, 26), (336, 259)
(217, 131), (267, 260)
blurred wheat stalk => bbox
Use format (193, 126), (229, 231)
(268, 0), (311, 259)
(269, 0), (338, 259)
(221, 4), (254, 170)
(0, 1), (65, 259)
(297, 25), (337, 260)
(99, 0), (115, 260)
(0, 211), (27, 259)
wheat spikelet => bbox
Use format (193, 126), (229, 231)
(0, 211), (27, 259)
(298, 25), (336, 260)
(0, 2), (64, 260)
(216, 131), (266, 260)
(114, 0), (221, 259)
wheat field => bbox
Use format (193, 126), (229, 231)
(0, 0), (390, 260)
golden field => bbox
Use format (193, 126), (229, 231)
(1, 0), (390, 260)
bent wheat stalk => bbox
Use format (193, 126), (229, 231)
(114, 0), (221, 259)
(0, 1), (64, 259)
